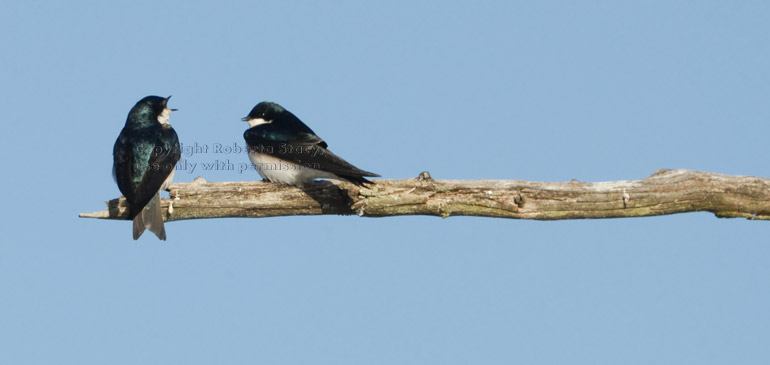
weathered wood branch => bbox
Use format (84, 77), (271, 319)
(79, 169), (770, 221)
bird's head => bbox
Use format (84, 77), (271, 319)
(129, 95), (176, 126)
(241, 101), (285, 128)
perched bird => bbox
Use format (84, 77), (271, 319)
(242, 101), (379, 186)
(113, 96), (180, 240)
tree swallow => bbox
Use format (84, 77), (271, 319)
(113, 96), (180, 240)
(242, 101), (380, 186)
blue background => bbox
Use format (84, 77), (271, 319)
(2, 1), (770, 363)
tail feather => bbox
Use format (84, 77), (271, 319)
(339, 175), (376, 186)
(132, 194), (166, 240)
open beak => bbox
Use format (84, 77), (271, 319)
(165, 96), (177, 111)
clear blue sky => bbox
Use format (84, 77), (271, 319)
(2, 1), (770, 364)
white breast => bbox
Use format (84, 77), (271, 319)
(157, 108), (172, 125)
(248, 151), (336, 186)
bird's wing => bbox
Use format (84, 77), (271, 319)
(282, 110), (329, 149)
(244, 127), (379, 178)
(114, 127), (180, 218)
(113, 129), (139, 203)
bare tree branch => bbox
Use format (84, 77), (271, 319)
(79, 169), (770, 221)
